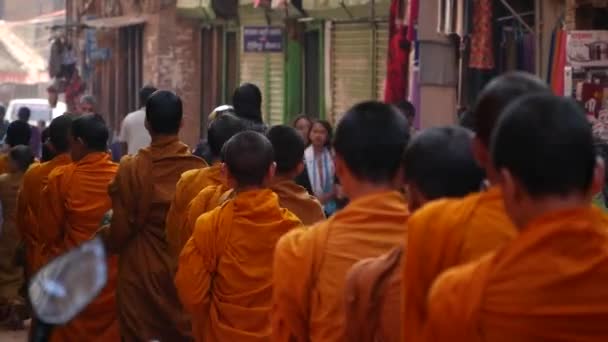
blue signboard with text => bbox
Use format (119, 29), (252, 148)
(243, 26), (284, 53)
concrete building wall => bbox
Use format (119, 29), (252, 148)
(2, 0), (62, 20)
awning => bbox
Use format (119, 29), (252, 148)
(83, 15), (147, 29)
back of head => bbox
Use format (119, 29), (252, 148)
(208, 113), (247, 157)
(71, 114), (109, 152)
(333, 101), (409, 183)
(49, 114), (74, 153)
(18, 107), (31, 122)
(232, 83), (263, 124)
(222, 131), (274, 187)
(404, 126), (484, 199)
(6, 121), (31, 147)
(139, 85), (158, 108)
(266, 125), (305, 174)
(474, 72), (550, 146)
(9, 145), (34, 172)
(492, 94), (595, 197)
(146, 90), (182, 135)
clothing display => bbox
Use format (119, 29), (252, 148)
(469, 0), (495, 70)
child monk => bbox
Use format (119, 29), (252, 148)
(344, 126), (484, 342)
(101, 90), (206, 341)
(166, 113), (246, 259)
(0, 146), (35, 329)
(175, 131), (302, 341)
(267, 125), (325, 225)
(272, 101), (410, 341)
(402, 72), (551, 342)
(38, 114), (119, 341)
(0, 121), (31, 174)
(17, 115), (73, 275)
(426, 94), (608, 341)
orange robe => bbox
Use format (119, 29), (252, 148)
(0, 154), (9, 175)
(425, 206), (608, 342)
(344, 246), (403, 342)
(17, 153), (71, 274)
(175, 189), (302, 342)
(38, 152), (119, 342)
(271, 179), (325, 226)
(166, 163), (221, 259)
(105, 136), (206, 341)
(272, 191), (409, 341)
(402, 186), (517, 342)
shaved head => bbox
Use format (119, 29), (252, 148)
(222, 131), (274, 187)
(71, 114), (109, 152)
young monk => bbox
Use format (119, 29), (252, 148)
(272, 101), (409, 341)
(0, 121), (31, 174)
(426, 94), (608, 341)
(267, 125), (325, 225)
(101, 90), (206, 341)
(401, 72), (552, 342)
(166, 113), (246, 259)
(344, 126), (484, 342)
(38, 114), (119, 341)
(175, 131), (302, 341)
(17, 115), (73, 275)
(0, 146), (34, 328)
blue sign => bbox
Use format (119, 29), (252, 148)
(243, 26), (284, 53)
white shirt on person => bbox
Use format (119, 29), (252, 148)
(119, 108), (151, 155)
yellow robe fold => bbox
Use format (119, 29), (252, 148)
(38, 152), (119, 342)
(17, 153), (71, 274)
(402, 186), (517, 342)
(175, 189), (302, 342)
(271, 179), (325, 226)
(426, 207), (608, 342)
(272, 191), (409, 341)
(105, 136), (205, 342)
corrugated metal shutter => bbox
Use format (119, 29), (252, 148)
(330, 22), (373, 123)
(375, 22), (389, 100)
(268, 52), (285, 125)
(239, 51), (267, 105)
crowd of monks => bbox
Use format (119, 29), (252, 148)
(0, 70), (605, 341)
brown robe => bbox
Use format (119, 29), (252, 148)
(0, 172), (25, 305)
(104, 136), (206, 341)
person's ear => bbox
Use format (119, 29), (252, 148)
(295, 160), (305, 175)
(144, 119), (150, 132)
(334, 154), (346, 181)
(266, 162), (277, 184)
(500, 168), (520, 203)
(472, 135), (489, 170)
(590, 156), (606, 197)
(222, 163), (237, 189)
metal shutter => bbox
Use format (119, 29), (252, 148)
(239, 51), (267, 106)
(330, 22), (373, 123)
(267, 52), (285, 125)
(375, 22), (389, 100)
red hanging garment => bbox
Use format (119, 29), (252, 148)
(469, 0), (495, 70)
(384, 0), (410, 103)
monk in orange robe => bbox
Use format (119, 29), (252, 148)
(272, 102), (410, 341)
(344, 126), (484, 342)
(166, 114), (245, 259)
(100, 91), (206, 341)
(0, 121), (32, 174)
(17, 115), (73, 275)
(426, 94), (608, 341)
(37, 114), (119, 341)
(175, 131), (302, 341)
(401, 72), (553, 342)
(0, 146), (35, 328)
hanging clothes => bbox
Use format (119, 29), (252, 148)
(384, 0), (410, 104)
(469, 0), (495, 70)
(551, 29), (567, 96)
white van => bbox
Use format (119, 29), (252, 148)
(6, 99), (67, 127)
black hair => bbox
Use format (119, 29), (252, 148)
(0, 105), (5, 116)
(207, 113), (247, 158)
(311, 120), (333, 147)
(403, 126), (484, 199)
(222, 131), (274, 187)
(9, 145), (35, 172)
(395, 100), (416, 119)
(145, 90), (182, 135)
(139, 85), (158, 108)
(333, 101), (409, 183)
(293, 115), (313, 128)
(6, 121), (31, 147)
(266, 125), (305, 174)
(232, 83), (263, 124)
(492, 94), (596, 197)
(474, 72), (550, 146)
(49, 114), (74, 153)
(71, 114), (109, 152)
(17, 107), (31, 122)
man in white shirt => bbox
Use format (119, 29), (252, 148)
(119, 85), (157, 155)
